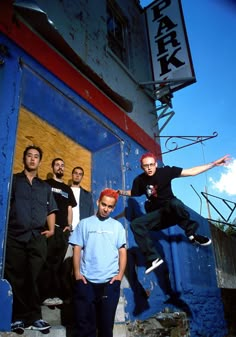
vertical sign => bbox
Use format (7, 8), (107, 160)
(145, 0), (196, 92)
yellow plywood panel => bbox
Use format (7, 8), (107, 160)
(13, 107), (92, 190)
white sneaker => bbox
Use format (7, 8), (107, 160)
(42, 297), (63, 306)
(145, 258), (164, 274)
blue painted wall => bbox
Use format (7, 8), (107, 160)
(0, 34), (227, 336)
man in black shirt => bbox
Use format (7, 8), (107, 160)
(118, 152), (230, 274)
(41, 158), (77, 306)
(4, 145), (58, 333)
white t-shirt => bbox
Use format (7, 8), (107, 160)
(71, 186), (81, 230)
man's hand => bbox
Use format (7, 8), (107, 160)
(74, 271), (87, 284)
(213, 154), (231, 167)
(110, 274), (122, 284)
(41, 229), (54, 238)
(63, 225), (72, 232)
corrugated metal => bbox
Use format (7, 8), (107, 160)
(210, 223), (236, 288)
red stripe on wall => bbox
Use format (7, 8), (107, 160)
(0, 1), (161, 157)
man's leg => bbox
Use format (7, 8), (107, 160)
(74, 280), (96, 337)
(130, 210), (164, 273)
(4, 237), (29, 325)
(27, 235), (48, 325)
(168, 198), (198, 235)
(96, 281), (121, 337)
(168, 198), (211, 246)
(41, 227), (69, 302)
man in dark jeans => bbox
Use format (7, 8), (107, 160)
(41, 158), (77, 306)
(4, 145), (57, 334)
(118, 152), (230, 274)
(69, 188), (127, 337)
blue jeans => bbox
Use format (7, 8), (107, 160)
(130, 197), (198, 263)
(74, 279), (121, 337)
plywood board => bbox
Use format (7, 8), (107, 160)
(13, 107), (92, 190)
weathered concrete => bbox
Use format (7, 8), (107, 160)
(126, 310), (190, 337)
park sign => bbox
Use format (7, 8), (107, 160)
(145, 0), (196, 92)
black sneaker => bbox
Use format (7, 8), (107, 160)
(26, 319), (51, 331)
(11, 321), (25, 334)
(189, 234), (211, 246)
(145, 258), (164, 274)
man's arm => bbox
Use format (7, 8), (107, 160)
(73, 245), (87, 284)
(180, 154), (230, 177)
(63, 205), (73, 232)
(117, 190), (131, 197)
(41, 212), (55, 238)
(110, 246), (127, 284)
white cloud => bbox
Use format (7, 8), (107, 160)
(209, 158), (236, 196)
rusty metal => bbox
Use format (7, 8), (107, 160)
(210, 224), (236, 289)
(155, 132), (218, 155)
(202, 191), (236, 225)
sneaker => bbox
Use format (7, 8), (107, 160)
(189, 234), (211, 246)
(42, 297), (63, 306)
(145, 258), (164, 274)
(26, 319), (51, 331)
(11, 321), (24, 334)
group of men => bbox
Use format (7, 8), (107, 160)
(4, 146), (96, 334)
(4, 145), (229, 337)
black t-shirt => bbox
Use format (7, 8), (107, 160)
(8, 172), (58, 242)
(46, 178), (77, 228)
(131, 166), (182, 212)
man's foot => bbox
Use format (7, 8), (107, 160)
(42, 297), (63, 306)
(189, 234), (211, 246)
(145, 258), (163, 274)
(26, 319), (51, 331)
(11, 321), (25, 334)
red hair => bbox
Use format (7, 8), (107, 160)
(140, 152), (157, 164)
(99, 188), (119, 202)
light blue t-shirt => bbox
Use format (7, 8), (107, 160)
(69, 215), (126, 283)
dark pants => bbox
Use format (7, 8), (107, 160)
(74, 280), (121, 337)
(4, 235), (47, 325)
(130, 197), (198, 263)
(39, 226), (70, 300)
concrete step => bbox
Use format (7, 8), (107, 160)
(0, 296), (128, 337)
(0, 326), (66, 337)
(0, 324), (127, 337)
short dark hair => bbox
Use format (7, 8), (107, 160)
(72, 166), (84, 175)
(23, 145), (43, 161)
(51, 158), (64, 168)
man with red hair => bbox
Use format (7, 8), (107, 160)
(69, 188), (127, 337)
(118, 152), (230, 274)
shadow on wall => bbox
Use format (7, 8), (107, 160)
(116, 197), (192, 318)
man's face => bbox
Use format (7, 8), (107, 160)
(24, 149), (41, 171)
(72, 169), (84, 185)
(141, 156), (157, 176)
(53, 160), (65, 179)
(97, 195), (116, 218)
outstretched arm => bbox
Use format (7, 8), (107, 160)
(180, 154), (231, 177)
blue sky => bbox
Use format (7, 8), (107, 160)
(140, 0), (236, 223)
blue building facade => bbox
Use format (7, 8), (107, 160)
(0, 1), (227, 335)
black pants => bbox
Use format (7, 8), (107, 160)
(39, 226), (70, 300)
(74, 280), (121, 337)
(4, 235), (47, 325)
(130, 197), (198, 263)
